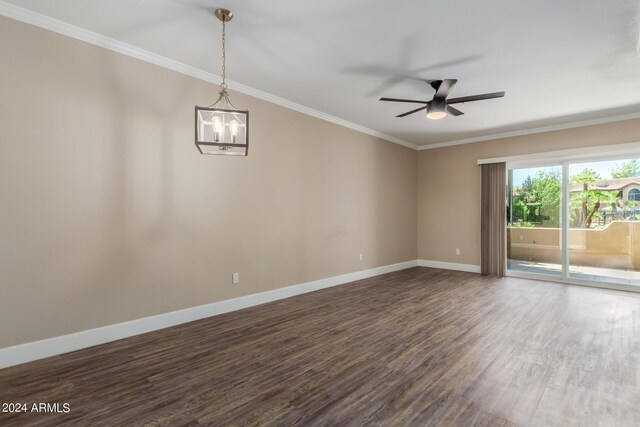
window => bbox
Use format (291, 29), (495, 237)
(629, 189), (640, 201)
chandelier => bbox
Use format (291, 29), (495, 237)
(195, 9), (249, 156)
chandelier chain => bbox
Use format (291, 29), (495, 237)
(220, 18), (227, 91)
(207, 11), (237, 110)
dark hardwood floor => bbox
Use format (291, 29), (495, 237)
(2, 267), (640, 426)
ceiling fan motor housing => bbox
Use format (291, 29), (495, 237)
(431, 98), (446, 113)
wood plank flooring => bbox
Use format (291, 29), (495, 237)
(1, 267), (640, 426)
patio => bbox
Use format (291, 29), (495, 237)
(508, 259), (640, 285)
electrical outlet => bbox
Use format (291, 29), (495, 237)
(232, 273), (239, 284)
(359, 253), (364, 261)
(455, 248), (461, 255)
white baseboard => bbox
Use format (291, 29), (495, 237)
(418, 259), (481, 273)
(0, 260), (417, 369)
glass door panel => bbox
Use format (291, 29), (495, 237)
(507, 165), (562, 277)
(568, 159), (640, 286)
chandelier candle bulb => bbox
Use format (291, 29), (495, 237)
(230, 120), (238, 143)
(213, 116), (222, 142)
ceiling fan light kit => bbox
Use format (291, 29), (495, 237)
(380, 79), (505, 121)
(195, 8), (249, 156)
(426, 98), (446, 120)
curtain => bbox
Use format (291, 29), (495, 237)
(481, 162), (506, 276)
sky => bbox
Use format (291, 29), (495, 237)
(511, 159), (639, 187)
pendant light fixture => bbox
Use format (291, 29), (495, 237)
(195, 9), (249, 156)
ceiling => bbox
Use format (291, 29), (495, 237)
(4, 0), (640, 148)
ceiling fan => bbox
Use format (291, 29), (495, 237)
(380, 79), (505, 120)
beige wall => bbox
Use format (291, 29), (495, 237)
(418, 118), (640, 266)
(0, 17), (417, 348)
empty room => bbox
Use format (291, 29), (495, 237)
(2, 0), (640, 425)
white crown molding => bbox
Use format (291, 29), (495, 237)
(417, 111), (640, 150)
(0, 260), (418, 369)
(7, 3), (640, 156)
(0, 1), (417, 150)
(418, 259), (481, 273)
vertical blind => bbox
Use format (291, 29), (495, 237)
(481, 162), (506, 276)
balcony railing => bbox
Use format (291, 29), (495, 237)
(508, 221), (640, 270)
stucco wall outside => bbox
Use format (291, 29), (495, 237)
(508, 221), (640, 269)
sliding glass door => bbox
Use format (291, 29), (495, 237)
(507, 156), (640, 289)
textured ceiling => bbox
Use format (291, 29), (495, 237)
(4, 0), (640, 147)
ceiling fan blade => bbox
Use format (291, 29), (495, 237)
(380, 97), (429, 104)
(435, 79), (457, 99)
(446, 105), (464, 116)
(396, 105), (428, 117)
(446, 91), (505, 105)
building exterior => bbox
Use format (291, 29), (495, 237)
(570, 177), (640, 202)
